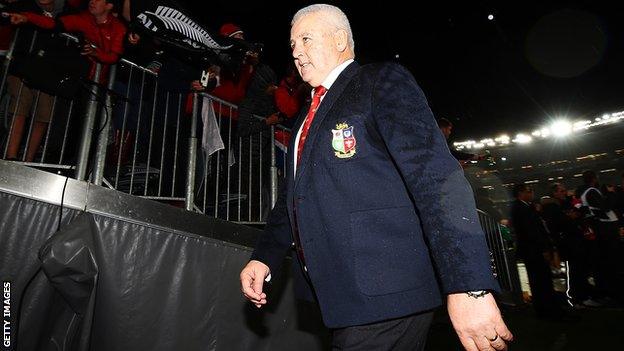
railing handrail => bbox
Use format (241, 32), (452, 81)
(197, 92), (292, 132)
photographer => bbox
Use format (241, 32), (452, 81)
(205, 23), (257, 118)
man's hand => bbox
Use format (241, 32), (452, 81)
(128, 32), (141, 45)
(190, 80), (205, 92)
(81, 43), (97, 57)
(240, 260), (270, 308)
(4, 13), (27, 25)
(447, 292), (513, 351)
(264, 112), (281, 125)
(244, 50), (260, 66)
(265, 84), (278, 96)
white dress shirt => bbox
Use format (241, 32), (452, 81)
(292, 59), (354, 175)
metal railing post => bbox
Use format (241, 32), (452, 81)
(185, 93), (199, 211)
(269, 125), (278, 208)
(93, 64), (117, 185)
(75, 63), (102, 181)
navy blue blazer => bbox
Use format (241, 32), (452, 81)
(251, 61), (498, 328)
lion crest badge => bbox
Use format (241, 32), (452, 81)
(331, 122), (356, 158)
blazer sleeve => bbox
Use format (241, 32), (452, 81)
(249, 181), (293, 279)
(371, 63), (498, 294)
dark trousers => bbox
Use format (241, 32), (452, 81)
(594, 221), (622, 298)
(523, 254), (561, 317)
(332, 311), (434, 351)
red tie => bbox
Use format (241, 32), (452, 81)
(297, 85), (327, 164)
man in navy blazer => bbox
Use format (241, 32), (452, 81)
(240, 4), (512, 350)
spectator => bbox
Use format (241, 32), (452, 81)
(576, 170), (622, 302)
(234, 59), (277, 221)
(273, 63), (309, 171)
(437, 117), (484, 162)
(511, 184), (567, 320)
(7, 0), (126, 164)
(0, 0), (82, 57)
(236, 63), (277, 137)
(3, 0), (67, 161)
(273, 62), (308, 128)
(542, 183), (599, 307)
(474, 187), (503, 223)
(208, 22), (256, 119)
(8, 0), (126, 83)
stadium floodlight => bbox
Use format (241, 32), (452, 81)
(450, 110), (624, 153)
(513, 133), (532, 144)
(550, 120), (572, 137)
(495, 135), (510, 144)
(573, 120), (591, 131)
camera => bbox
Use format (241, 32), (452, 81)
(228, 37), (263, 56)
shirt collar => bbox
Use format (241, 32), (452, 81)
(317, 59), (354, 92)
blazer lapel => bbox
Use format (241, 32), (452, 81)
(294, 62), (359, 187)
(286, 105), (309, 217)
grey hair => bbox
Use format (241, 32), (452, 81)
(291, 4), (355, 52)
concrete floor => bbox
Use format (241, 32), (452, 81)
(425, 304), (624, 350)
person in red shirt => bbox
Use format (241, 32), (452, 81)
(272, 63), (309, 154)
(3, 0), (61, 161)
(7, 0), (126, 82)
(190, 23), (256, 120)
(5, 0), (125, 162)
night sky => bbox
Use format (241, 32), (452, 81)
(182, 1), (624, 141)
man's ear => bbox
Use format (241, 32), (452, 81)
(106, 2), (114, 11)
(334, 29), (348, 52)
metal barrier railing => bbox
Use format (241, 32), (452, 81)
(190, 93), (281, 223)
(1, 29), (88, 171)
(0, 28), (283, 224)
(101, 59), (179, 199)
(91, 54), (283, 222)
(477, 209), (524, 305)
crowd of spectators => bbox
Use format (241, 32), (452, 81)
(509, 170), (624, 320)
(0, 0), (309, 195)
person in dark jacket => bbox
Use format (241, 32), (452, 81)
(437, 117), (484, 162)
(240, 4), (512, 350)
(3, 0), (65, 161)
(511, 183), (566, 319)
(542, 183), (597, 306)
(576, 170), (622, 301)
